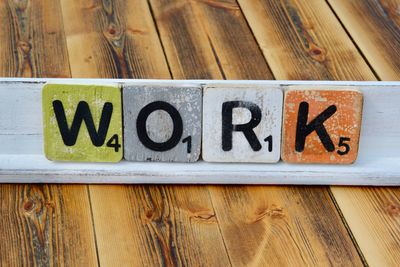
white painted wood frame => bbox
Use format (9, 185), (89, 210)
(0, 78), (399, 185)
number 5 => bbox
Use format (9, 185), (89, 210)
(337, 137), (350, 155)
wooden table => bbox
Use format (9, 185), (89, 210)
(1, 0), (399, 266)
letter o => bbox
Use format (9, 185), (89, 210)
(136, 101), (183, 151)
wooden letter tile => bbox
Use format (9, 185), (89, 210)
(42, 84), (123, 162)
(281, 87), (363, 164)
(202, 85), (283, 163)
(123, 85), (202, 162)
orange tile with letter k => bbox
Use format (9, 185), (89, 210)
(282, 87), (363, 164)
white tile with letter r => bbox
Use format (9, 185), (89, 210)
(202, 85), (283, 163)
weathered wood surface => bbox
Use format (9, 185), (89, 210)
(0, 0), (70, 77)
(0, 185), (98, 266)
(328, 0), (400, 264)
(61, 1), (232, 265)
(60, 0), (170, 78)
(209, 185), (363, 266)
(238, 0), (376, 80)
(0, 0), (98, 265)
(148, 0), (274, 79)
(90, 185), (231, 266)
(331, 187), (400, 266)
(238, 0), (400, 265)
(147, 0), (363, 265)
(64, 0), (366, 265)
(328, 0), (400, 80)
(0, 0), (399, 265)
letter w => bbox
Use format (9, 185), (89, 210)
(52, 100), (113, 146)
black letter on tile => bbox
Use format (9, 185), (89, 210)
(222, 101), (262, 151)
(295, 102), (336, 152)
(137, 101), (183, 151)
(53, 100), (113, 147)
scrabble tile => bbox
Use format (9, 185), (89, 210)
(123, 85), (202, 162)
(42, 84), (123, 162)
(202, 85), (283, 163)
(281, 88), (363, 164)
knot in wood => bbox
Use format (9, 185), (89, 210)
(18, 41), (31, 54)
(309, 43), (326, 62)
(250, 205), (285, 223)
(104, 24), (122, 39)
(145, 209), (155, 219)
(189, 209), (216, 223)
(23, 199), (34, 212)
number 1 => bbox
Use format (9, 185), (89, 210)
(264, 135), (273, 152)
(182, 136), (192, 154)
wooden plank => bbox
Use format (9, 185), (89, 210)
(239, 0), (400, 265)
(236, 0), (379, 264)
(331, 187), (400, 266)
(61, 1), (232, 264)
(60, 0), (170, 78)
(0, 0), (99, 265)
(328, 0), (400, 80)
(0, 185), (98, 266)
(238, 0), (376, 80)
(0, 0), (70, 77)
(148, 0), (274, 79)
(209, 185), (363, 266)
(147, 0), (363, 264)
(327, 0), (400, 264)
(90, 185), (231, 266)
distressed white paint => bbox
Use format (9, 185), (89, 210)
(202, 84), (283, 162)
(0, 79), (400, 185)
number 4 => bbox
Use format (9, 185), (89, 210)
(106, 134), (121, 152)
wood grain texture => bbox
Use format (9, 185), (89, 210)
(78, 0), (364, 264)
(89, 185), (231, 266)
(0, 1), (99, 265)
(331, 187), (400, 266)
(60, 0), (170, 78)
(0, 0), (70, 77)
(63, 1), (234, 264)
(148, 0), (274, 79)
(327, 1), (400, 265)
(1, 0), (396, 265)
(147, 0), (364, 264)
(0, 185), (98, 266)
(209, 185), (363, 266)
(238, 0), (400, 265)
(328, 0), (400, 80)
(238, 0), (376, 80)
(192, 0), (274, 79)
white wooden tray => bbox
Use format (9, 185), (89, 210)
(1, 78), (399, 185)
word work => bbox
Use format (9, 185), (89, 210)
(42, 83), (363, 164)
